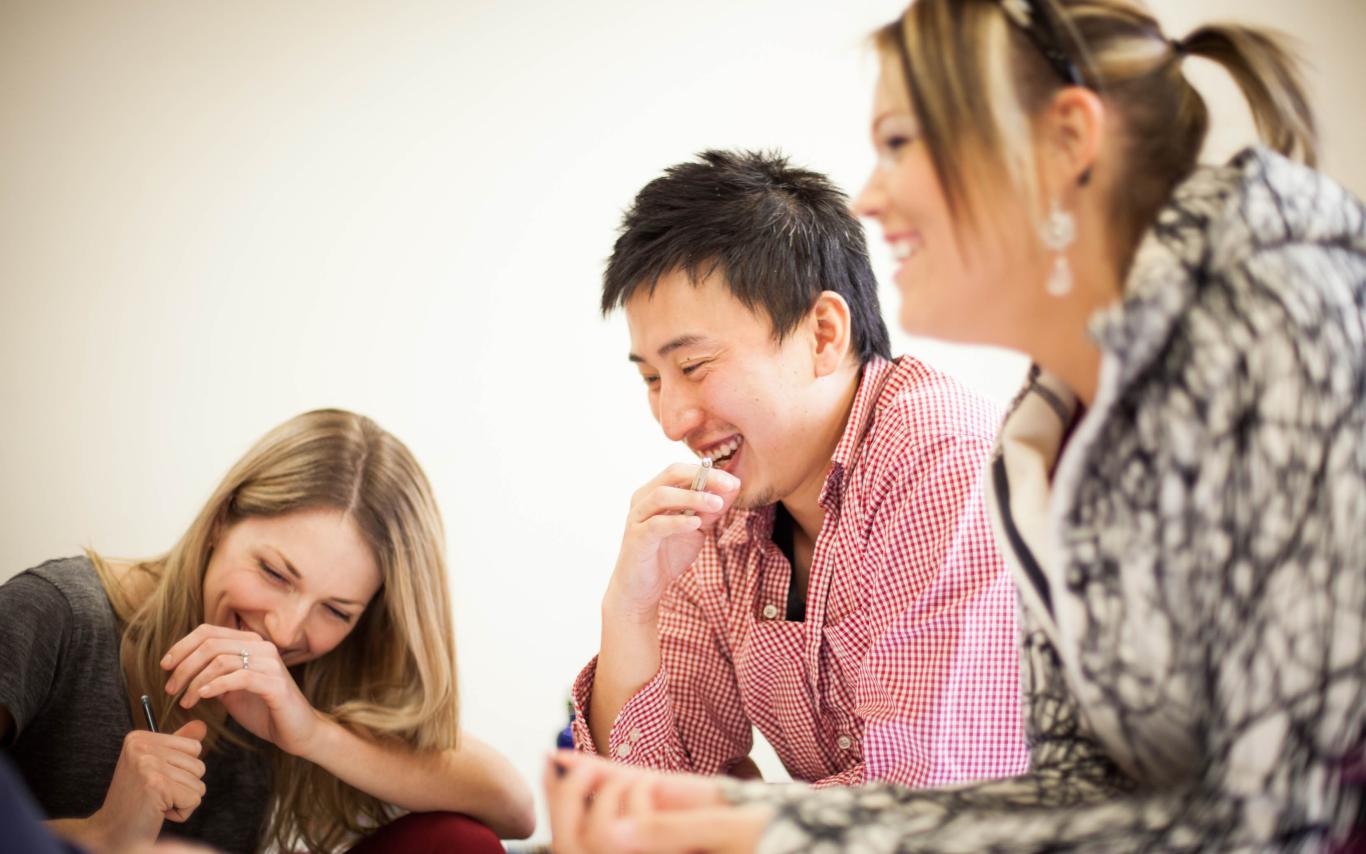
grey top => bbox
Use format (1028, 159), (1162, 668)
(0, 557), (271, 853)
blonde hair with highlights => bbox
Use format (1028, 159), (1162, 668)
(92, 409), (457, 852)
(876, 0), (1318, 270)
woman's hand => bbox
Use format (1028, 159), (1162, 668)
(544, 751), (772, 854)
(162, 624), (325, 757)
(84, 720), (208, 851)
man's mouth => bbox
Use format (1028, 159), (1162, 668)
(696, 435), (743, 468)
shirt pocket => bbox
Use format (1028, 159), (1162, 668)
(820, 609), (871, 711)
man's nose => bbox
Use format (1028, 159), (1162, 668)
(657, 379), (704, 442)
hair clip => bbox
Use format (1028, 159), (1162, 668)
(997, 0), (1088, 89)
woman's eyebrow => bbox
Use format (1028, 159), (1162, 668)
(265, 544), (364, 606)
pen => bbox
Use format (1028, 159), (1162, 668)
(140, 694), (159, 733)
(682, 457), (713, 516)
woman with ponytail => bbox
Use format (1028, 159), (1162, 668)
(545, 1), (1366, 850)
(1, 409), (534, 852)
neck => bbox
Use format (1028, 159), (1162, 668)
(780, 361), (864, 545)
(1026, 229), (1125, 407)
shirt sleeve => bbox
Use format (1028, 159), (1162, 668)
(0, 571), (73, 743)
(571, 553), (753, 774)
(726, 614), (1140, 850)
(849, 433), (1030, 787)
(738, 606), (1360, 852)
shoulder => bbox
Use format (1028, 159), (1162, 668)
(6, 557), (109, 623)
(860, 357), (1003, 487)
(879, 357), (1004, 446)
(1114, 150), (1366, 421)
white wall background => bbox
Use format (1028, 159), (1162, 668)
(2, 0), (1362, 842)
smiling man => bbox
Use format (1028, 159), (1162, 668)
(569, 150), (1029, 788)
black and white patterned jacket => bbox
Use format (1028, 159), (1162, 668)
(733, 148), (1366, 851)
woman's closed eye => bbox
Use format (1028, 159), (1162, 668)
(885, 131), (917, 151)
(259, 560), (289, 585)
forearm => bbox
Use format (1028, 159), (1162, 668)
(46, 817), (102, 851)
(746, 779), (1317, 854)
(301, 720), (535, 839)
(588, 601), (661, 755)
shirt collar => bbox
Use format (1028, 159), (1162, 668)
(1087, 149), (1254, 391)
(728, 356), (898, 541)
(819, 355), (896, 511)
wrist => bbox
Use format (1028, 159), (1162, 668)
(56, 812), (112, 851)
(294, 709), (341, 763)
(601, 590), (659, 629)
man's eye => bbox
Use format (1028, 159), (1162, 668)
(682, 360), (710, 376)
(641, 374), (660, 387)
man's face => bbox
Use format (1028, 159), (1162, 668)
(625, 269), (823, 509)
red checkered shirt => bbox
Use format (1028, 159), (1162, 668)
(572, 356), (1029, 787)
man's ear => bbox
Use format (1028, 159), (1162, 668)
(808, 291), (853, 378)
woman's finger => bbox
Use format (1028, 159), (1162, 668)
(167, 637), (278, 696)
(583, 764), (641, 852)
(648, 772), (728, 811)
(161, 623), (262, 672)
(545, 752), (621, 854)
(615, 804), (774, 854)
(155, 764), (207, 822)
(194, 668), (277, 703)
(152, 746), (207, 781)
(180, 648), (280, 708)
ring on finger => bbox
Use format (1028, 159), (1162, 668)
(240, 649), (250, 670)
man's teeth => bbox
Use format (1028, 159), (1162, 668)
(892, 237), (921, 261)
(703, 437), (742, 462)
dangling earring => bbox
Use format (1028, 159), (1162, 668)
(1039, 196), (1076, 297)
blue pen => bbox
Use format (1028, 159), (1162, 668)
(140, 694), (159, 733)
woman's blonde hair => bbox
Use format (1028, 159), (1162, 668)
(875, 0), (1318, 270)
(92, 409), (457, 851)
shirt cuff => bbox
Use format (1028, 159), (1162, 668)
(570, 655), (682, 767)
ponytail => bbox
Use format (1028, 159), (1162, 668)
(1179, 24), (1318, 167)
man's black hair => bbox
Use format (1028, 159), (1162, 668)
(601, 149), (893, 364)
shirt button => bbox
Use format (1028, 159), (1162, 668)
(616, 743), (632, 758)
(628, 728), (642, 743)
(762, 604), (779, 619)
(837, 735), (853, 750)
